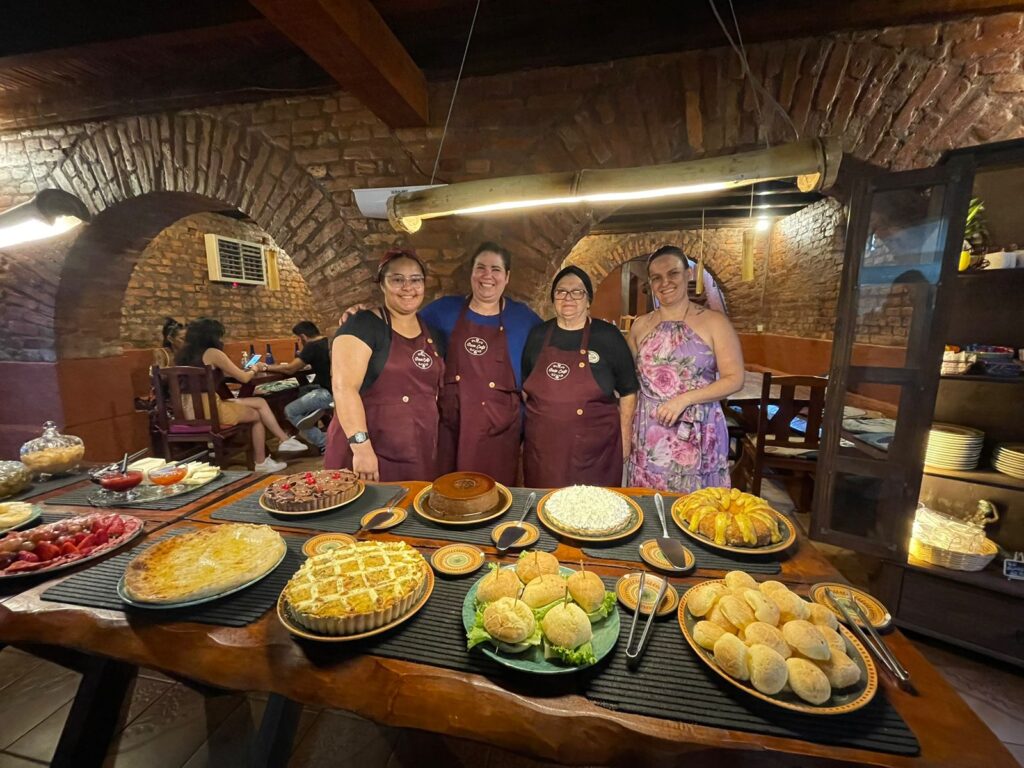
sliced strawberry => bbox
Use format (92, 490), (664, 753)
(106, 518), (125, 537)
(77, 533), (98, 551)
(78, 546), (95, 556)
(33, 542), (61, 561)
(16, 550), (40, 563)
(60, 541), (80, 557)
(72, 532), (88, 545)
(92, 528), (109, 546)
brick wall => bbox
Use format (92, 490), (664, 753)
(118, 212), (320, 350)
(0, 13), (1023, 362)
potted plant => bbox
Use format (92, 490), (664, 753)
(960, 198), (989, 271)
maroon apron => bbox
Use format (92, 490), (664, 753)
(325, 314), (443, 481)
(437, 300), (521, 485)
(522, 320), (623, 488)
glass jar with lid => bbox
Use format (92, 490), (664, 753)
(0, 461), (32, 499)
(19, 421), (85, 477)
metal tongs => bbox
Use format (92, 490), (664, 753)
(625, 571), (668, 662)
(823, 587), (916, 694)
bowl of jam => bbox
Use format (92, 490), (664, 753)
(149, 465), (188, 487)
(97, 470), (143, 494)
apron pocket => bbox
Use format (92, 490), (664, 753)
(439, 382), (460, 431)
(366, 405), (417, 464)
(481, 391), (520, 437)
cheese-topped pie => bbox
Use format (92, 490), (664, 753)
(282, 541), (428, 635)
(123, 523), (286, 604)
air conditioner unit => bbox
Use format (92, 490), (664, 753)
(205, 234), (268, 285)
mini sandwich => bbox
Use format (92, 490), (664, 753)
(475, 564), (523, 605)
(521, 573), (569, 617)
(466, 596), (542, 654)
(540, 601), (596, 666)
(566, 568), (616, 623)
(516, 550), (559, 584)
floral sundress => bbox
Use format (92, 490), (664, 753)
(627, 320), (730, 493)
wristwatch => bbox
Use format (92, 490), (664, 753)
(347, 431), (370, 445)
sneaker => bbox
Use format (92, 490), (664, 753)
(255, 457), (288, 473)
(278, 437), (308, 452)
(294, 408), (327, 431)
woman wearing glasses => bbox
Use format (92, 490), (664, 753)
(521, 266), (638, 487)
(324, 249), (445, 481)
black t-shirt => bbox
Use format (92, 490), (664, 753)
(335, 310), (445, 393)
(298, 337), (331, 390)
(522, 318), (639, 400)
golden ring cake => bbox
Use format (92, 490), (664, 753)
(282, 541), (428, 635)
(262, 470), (360, 512)
(123, 523), (286, 604)
(429, 471), (499, 520)
(675, 487), (782, 548)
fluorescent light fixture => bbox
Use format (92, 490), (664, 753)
(0, 189), (91, 248)
(755, 217), (772, 232)
(386, 138), (840, 233)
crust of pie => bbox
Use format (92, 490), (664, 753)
(124, 523), (286, 603)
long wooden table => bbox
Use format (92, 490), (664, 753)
(0, 479), (1017, 768)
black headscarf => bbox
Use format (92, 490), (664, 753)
(550, 265), (594, 303)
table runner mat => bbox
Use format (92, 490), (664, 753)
(332, 575), (917, 756)
(41, 531), (306, 627)
(44, 471), (252, 510)
(582, 496), (783, 574)
(210, 483), (409, 531)
(8, 472), (87, 501)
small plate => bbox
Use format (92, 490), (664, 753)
(431, 544), (485, 576)
(638, 538), (694, 573)
(670, 497), (796, 555)
(0, 503), (42, 535)
(278, 568), (434, 642)
(360, 506), (407, 531)
(117, 547), (287, 609)
(535, 490), (644, 543)
(413, 483), (513, 526)
(808, 583), (893, 631)
(616, 572), (678, 617)
(302, 533), (356, 557)
(490, 521), (540, 550)
(259, 481), (366, 517)
(679, 579), (878, 715)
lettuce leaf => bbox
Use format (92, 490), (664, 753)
(466, 605), (542, 652)
(586, 591), (618, 623)
(543, 639), (597, 666)
(466, 624), (493, 650)
(533, 599), (563, 621)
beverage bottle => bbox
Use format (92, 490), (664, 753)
(240, 350), (248, 368)
(265, 343), (276, 365)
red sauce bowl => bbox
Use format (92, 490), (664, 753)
(98, 470), (143, 492)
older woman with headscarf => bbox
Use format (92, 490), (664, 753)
(520, 266), (639, 488)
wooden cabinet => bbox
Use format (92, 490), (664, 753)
(812, 139), (1024, 665)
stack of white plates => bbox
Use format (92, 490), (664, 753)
(924, 423), (985, 470)
(992, 443), (1024, 480)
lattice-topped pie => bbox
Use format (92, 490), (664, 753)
(282, 541), (428, 635)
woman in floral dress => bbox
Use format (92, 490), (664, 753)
(627, 246), (745, 492)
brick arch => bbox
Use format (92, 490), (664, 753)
(47, 114), (374, 358)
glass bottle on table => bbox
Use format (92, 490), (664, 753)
(265, 343), (275, 366)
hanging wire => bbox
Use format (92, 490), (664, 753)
(430, 0), (483, 184)
(707, 0), (799, 142)
(696, 208), (706, 295)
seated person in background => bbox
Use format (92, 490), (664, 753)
(152, 317), (184, 368)
(266, 321), (334, 453)
(175, 317), (307, 473)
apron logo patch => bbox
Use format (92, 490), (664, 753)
(588, 350), (600, 364)
(412, 349), (433, 370)
(546, 362), (570, 381)
(464, 336), (489, 356)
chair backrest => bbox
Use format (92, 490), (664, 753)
(755, 372), (829, 450)
(152, 365), (224, 433)
(619, 315), (636, 332)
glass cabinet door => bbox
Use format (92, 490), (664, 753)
(811, 161), (973, 558)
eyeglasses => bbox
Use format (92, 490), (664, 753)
(385, 274), (425, 289)
(553, 288), (587, 300)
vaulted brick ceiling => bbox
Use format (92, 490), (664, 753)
(0, 0), (1021, 130)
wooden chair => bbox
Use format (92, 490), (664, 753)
(152, 366), (255, 470)
(734, 373), (828, 512)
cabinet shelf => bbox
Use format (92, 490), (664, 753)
(922, 466), (1024, 491)
(939, 373), (1024, 384)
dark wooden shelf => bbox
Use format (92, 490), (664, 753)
(906, 555), (1024, 599)
(939, 373), (1024, 384)
(923, 466), (1024, 491)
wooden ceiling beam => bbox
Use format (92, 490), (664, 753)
(247, 0), (429, 127)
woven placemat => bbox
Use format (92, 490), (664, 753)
(392, 488), (558, 550)
(8, 472), (87, 501)
(333, 575), (917, 756)
(582, 495), (784, 574)
(41, 531), (306, 627)
(210, 484), (408, 532)
(43, 471), (252, 510)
